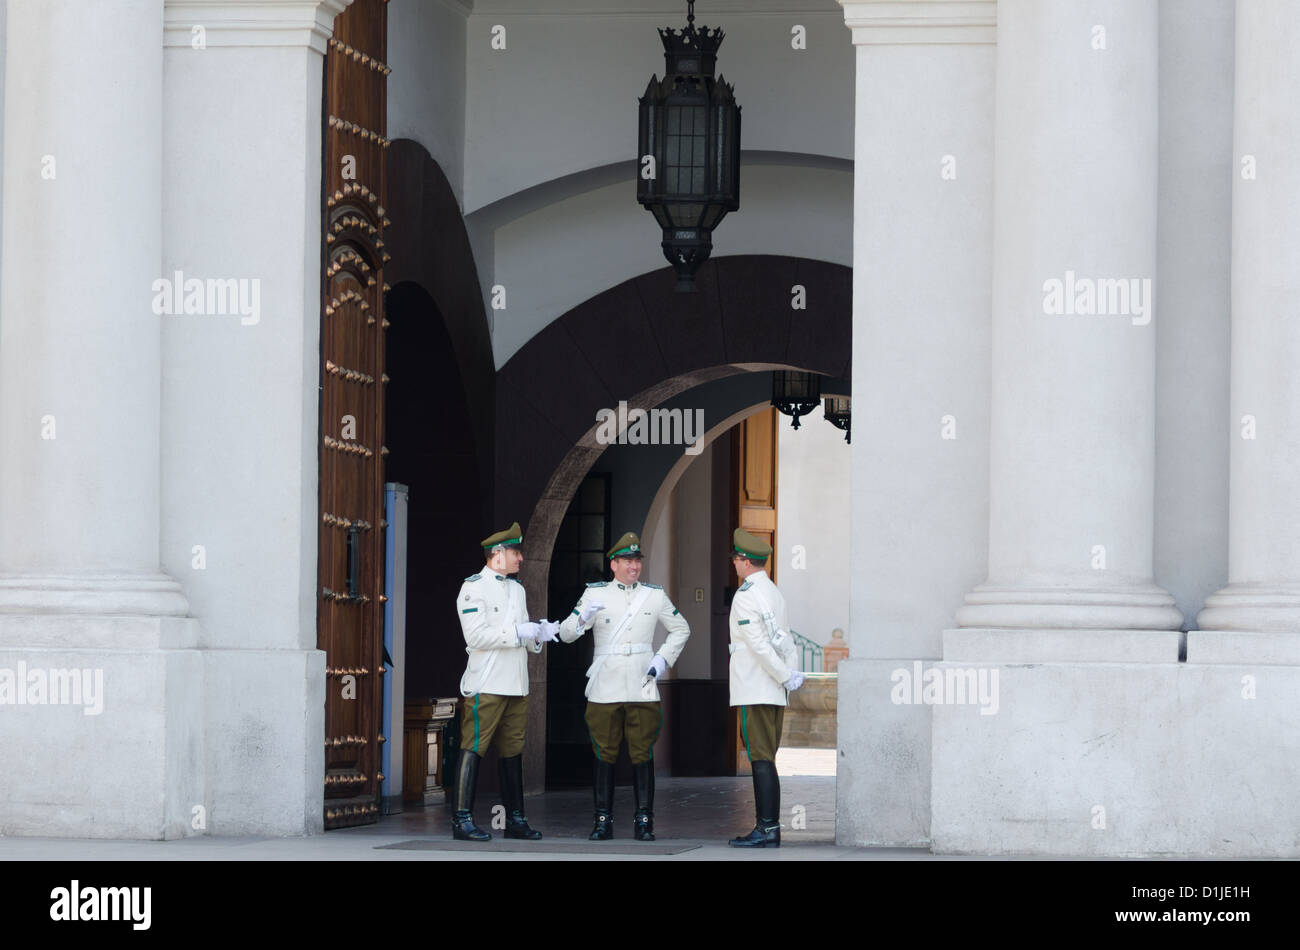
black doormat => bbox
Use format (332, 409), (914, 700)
(375, 838), (700, 855)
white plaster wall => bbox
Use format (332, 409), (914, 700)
(388, 0), (467, 206)
(1153, 0), (1233, 629)
(487, 163), (851, 366)
(777, 403), (850, 652)
(463, 0), (851, 214)
(670, 442), (714, 680)
(645, 480), (675, 604)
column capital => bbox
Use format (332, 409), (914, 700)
(163, 0), (353, 54)
(837, 0), (996, 45)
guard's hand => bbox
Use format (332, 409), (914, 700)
(515, 622), (541, 645)
(645, 654), (667, 679)
(783, 671), (806, 691)
(537, 620), (561, 644)
(579, 600), (605, 625)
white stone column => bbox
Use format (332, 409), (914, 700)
(953, 0), (1182, 644)
(837, 0), (996, 847)
(1195, 0), (1300, 655)
(0, 0), (188, 618)
(0, 0), (203, 840)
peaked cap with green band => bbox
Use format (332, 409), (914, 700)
(607, 531), (643, 560)
(481, 521), (523, 550)
(733, 528), (771, 561)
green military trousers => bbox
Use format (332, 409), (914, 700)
(584, 701), (662, 764)
(739, 704), (785, 763)
(460, 693), (528, 757)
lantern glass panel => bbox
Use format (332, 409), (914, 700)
(665, 104), (708, 196)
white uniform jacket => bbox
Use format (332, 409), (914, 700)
(558, 581), (690, 703)
(456, 567), (541, 697)
(728, 571), (798, 707)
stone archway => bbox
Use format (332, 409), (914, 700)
(495, 254), (852, 612)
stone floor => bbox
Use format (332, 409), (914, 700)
(0, 748), (993, 860)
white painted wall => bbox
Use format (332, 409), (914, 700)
(388, 0), (468, 207)
(776, 404), (850, 656)
(485, 163), (851, 366)
(670, 442), (714, 680)
(463, 0), (851, 214)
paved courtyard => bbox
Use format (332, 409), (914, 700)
(0, 749), (961, 861)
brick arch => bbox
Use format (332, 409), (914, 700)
(496, 254), (851, 613)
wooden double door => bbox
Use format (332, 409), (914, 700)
(317, 0), (391, 830)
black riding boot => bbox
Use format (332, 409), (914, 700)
(497, 754), (543, 840)
(633, 760), (655, 841)
(589, 759), (616, 840)
(451, 750), (491, 842)
(728, 759), (781, 848)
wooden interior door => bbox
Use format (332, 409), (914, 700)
(730, 407), (779, 775)
(318, 0), (391, 830)
(733, 407), (779, 584)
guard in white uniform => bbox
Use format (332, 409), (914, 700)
(727, 528), (805, 848)
(559, 531), (690, 841)
(451, 521), (559, 842)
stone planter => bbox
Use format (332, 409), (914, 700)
(780, 673), (837, 748)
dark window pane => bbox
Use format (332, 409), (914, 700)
(667, 108), (681, 134)
(692, 168), (705, 194)
(580, 552), (606, 583)
(693, 136), (705, 167)
(580, 477), (606, 512)
(580, 515), (604, 550)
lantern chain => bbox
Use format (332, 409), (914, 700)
(687, 1), (695, 26)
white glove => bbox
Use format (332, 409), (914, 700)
(515, 622), (541, 645)
(645, 654), (667, 679)
(536, 620), (561, 644)
(783, 671), (806, 691)
(579, 600), (605, 625)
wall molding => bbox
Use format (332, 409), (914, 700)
(163, 0), (353, 53)
(838, 0), (996, 45)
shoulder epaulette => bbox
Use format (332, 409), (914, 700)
(642, 582), (662, 590)
(464, 573), (482, 582)
(738, 580), (753, 591)
(586, 581), (608, 588)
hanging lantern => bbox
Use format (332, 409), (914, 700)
(771, 372), (821, 430)
(824, 396), (851, 444)
(637, 0), (741, 293)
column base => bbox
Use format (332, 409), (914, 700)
(203, 647), (327, 836)
(0, 572), (191, 617)
(944, 627), (1180, 663)
(1187, 629), (1300, 665)
(0, 616), (326, 838)
(1196, 584), (1300, 633)
(835, 658), (932, 847)
(930, 658), (1300, 856)
(955, 581), (1183, 630)
(0, 634), (204, 839)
